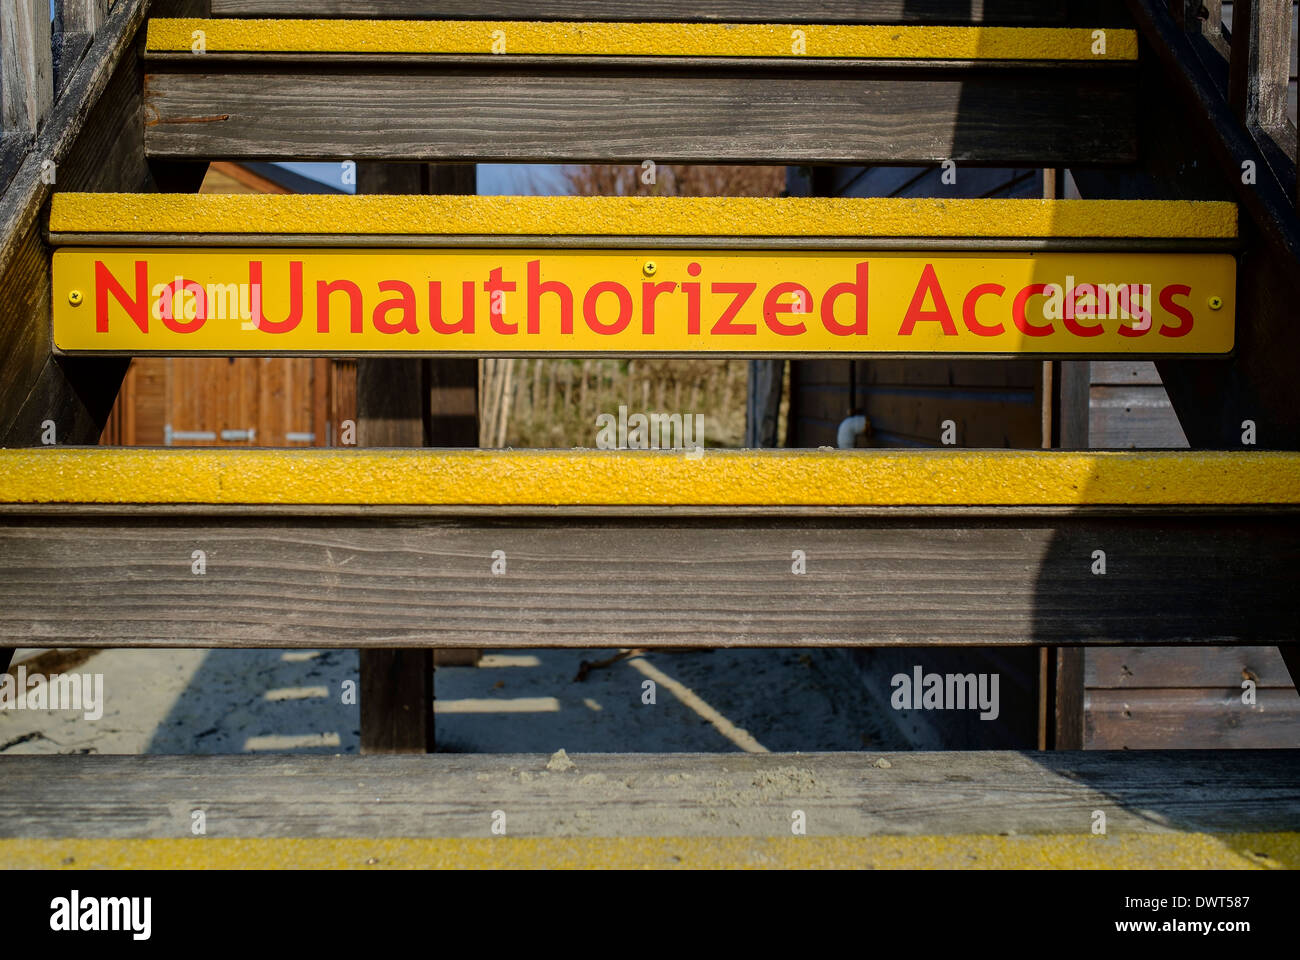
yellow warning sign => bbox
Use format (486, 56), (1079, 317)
(53, 248), (1235, 356)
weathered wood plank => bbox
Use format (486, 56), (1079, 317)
(358, 647), (433, 754)
(1088, 385), (1188, 448)
(1228, 0), (1292, 129)
(1119, 0), (1300, 447)
(1, 0), (53, 138)
(207, 0), (1071, 24)
(0, 751), (1296, 838)
(852, 386), (1041, 448)
(1056, 361), (1091, 449)
(141, 67), (1137, 165)
(1053, 647), (1086, 748)
(54, 0), (110, 94)
(1086, 644), (1297, 687)
(1090, 360), (1164, 385)
(0, 0), (207, 669)
(62, 0), (109, 35)
(354, 162), (438, 755)
(1086, 689), (1300, 747)
(355, 363), (435, 751)
(0, 0), (209, 445)
(857, 358), (1043, 389)
(745, 360), (784, 447)
(0, 512), (1295, 647)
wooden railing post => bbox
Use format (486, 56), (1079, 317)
(1225, 0), (1295, 211)
(1, 0), (54, 140)
(61, 0), (109, 35)
(1227, 0), (1292, 131)
(54, 1), (110, 94)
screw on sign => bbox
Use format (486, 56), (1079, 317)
(56, 251), (1236, 357)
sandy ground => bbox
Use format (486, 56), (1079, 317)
(0, 647), (905, 755)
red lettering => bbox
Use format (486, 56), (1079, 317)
(1063, 287), (1103, 337)
(373, 280), (418, 334)
(584, 281), (633, 335)
(899, 264), (957, 336)
(486, 267), (518, 335)
(248, 260), (303, 334)
(1072, 284), (1095, 320)
(316, 279), (363, 334)
(762, 282), (808, 336)
(821, 262), (869, 336)
(962, 283), (1005, 336)
(95, 260), (149, 333)
(683, 263), (702, 336)
(1158, 283), (1194, 338)
(161, 278), (206, 334)
(712, 282), (758, 335)
(1012, 284), (1054, 336)
(428, 280), (475, 334)
(524, 260), (565, 335)
(641, 281), (676, 334)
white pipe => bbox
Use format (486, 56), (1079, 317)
(836, 414), (867, 449)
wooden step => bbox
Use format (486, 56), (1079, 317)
(0, 448), (1296, 649)
(206, 1), (1098, 25)
(50, 194), (1238, 247)
(146, 19), (1139, 60)
(141, 18), (1139, 165)
(0, 752), (1296, 868)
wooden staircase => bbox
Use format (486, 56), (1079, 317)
(0, 0), (1298, 869)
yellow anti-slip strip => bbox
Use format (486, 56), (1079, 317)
(0, 450), (1296, 507)
(0, 834), (1294, 869)
(49, 195), (1239, 240)
(146, 19), (1137, 61)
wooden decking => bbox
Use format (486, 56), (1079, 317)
(0, 751), (1296, 868)
(0, 449), (1297, 649)
(139, 17), (1140, 166)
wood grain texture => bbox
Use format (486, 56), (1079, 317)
(1121, 0), (1300, 448)
(856, 358), (1042, 389)
(355, 163), (438, 756)
(356, 352), (435, 752)
(0, 751), (1296, 838)
(421, 164), (479, 450)
(1086, 645), (1297, 687)
(1088, 385), (1188, 448)
(141, 66), (1137, 165)
(54, 1), (111, 95)
(1086, 689), (1300, 747)
(1053, 646), (1086, 748)
(1056, 360), (1091, 449)
(62, 0), (109, 35)
(745, 360), (784, 447)
(0, 1), (209, 445)
(0, 512), (1295, 647)
(790, 359), (1043, 448)
(856, 385), (1040, 447)
(359, 647), (433, 754)
(1090, 360), (1164, 385)
(1228, 0), (1291, 129)
(1, 0), (53, 137)
(207, 1), (1071, 24)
